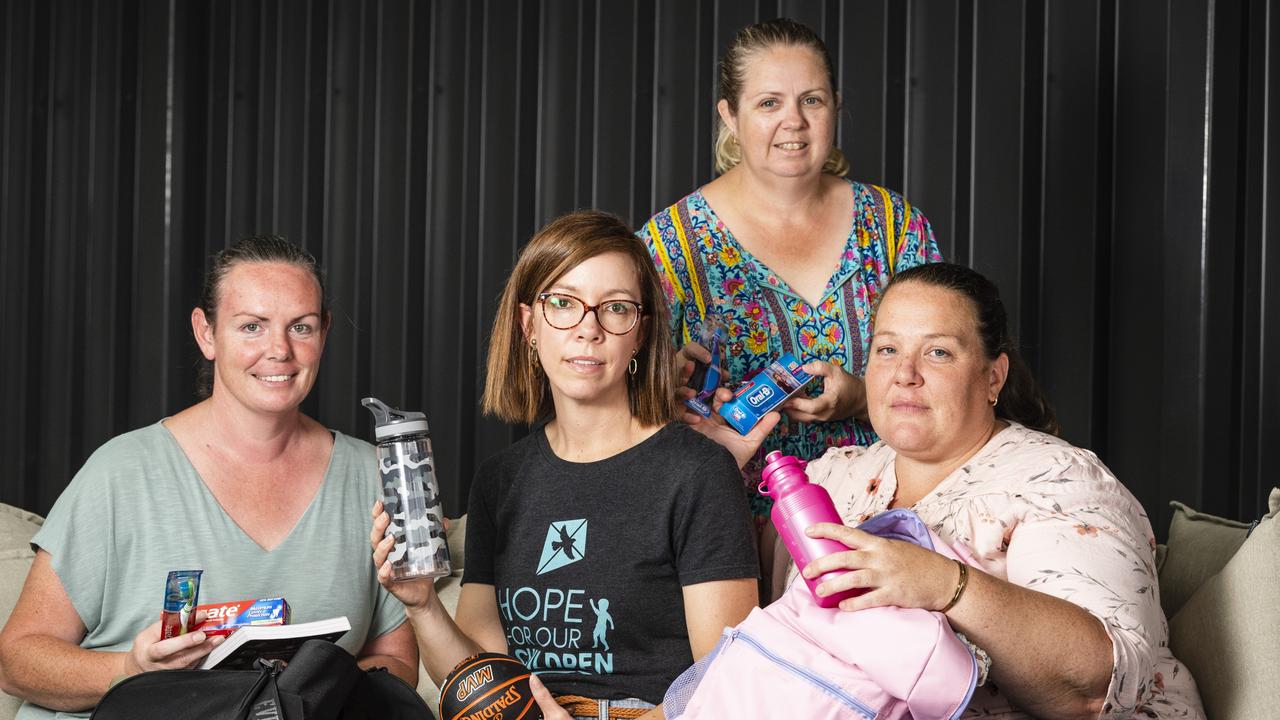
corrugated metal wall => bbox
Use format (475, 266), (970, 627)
(2, 0), (1276, 537)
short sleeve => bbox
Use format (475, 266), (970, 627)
(637, 220), (685, 347)
(1003, 462), (1163, 718)
(671, 448), (759, 586)
(460, 460), (497, 586)
(894, 202), (943, 271)
(29, 443), (124, 632)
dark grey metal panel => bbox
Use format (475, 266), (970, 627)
(968, 0), (1026, 336)
(1160, 0), (1212, 533)
(1038, 0), (1103, 450)
(836, 0), (889, 187)
(1250, 0), (1280, 519)
(1107, 0), (1169, 527)
(1, 0), (1276, 534)
(650, 0), (703, 212)
(905, 0), (958, 261)
(592, 0), (640, 217)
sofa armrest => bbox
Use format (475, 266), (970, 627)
(0, 504), (45, 720)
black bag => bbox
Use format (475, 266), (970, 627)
(91, 639), (434, 720)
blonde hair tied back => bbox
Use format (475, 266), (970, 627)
(714, 17), (848, 177)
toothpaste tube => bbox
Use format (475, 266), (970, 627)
(718, 353), (817, 434)
(684, 328), (724, 418)
(193, 598), (291, 637)
(160, 569), (203, 640)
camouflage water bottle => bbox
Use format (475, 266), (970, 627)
(362, 397), (451, 581)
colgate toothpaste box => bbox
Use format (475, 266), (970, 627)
(718, 353), (816, 435)
(193, 598), (291, 637)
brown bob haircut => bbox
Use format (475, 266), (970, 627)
(482, 210), (679, 426)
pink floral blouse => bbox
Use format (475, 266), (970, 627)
(788, 422), (1204, 719)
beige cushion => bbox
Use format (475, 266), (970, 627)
(0, 504), (42, 560)
(1168, 488), (1280, 720)
(0, 504), (44, 720)
(1159, 501), (1251, 617)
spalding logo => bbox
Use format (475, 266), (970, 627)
(745, 384), (775, 407)
(459, 685), (524, 720)
(455, 665), (494, 701)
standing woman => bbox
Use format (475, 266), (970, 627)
(0, 237), (418, 719)
(371, 211), (759, 720)
(640, 18), (942, 521)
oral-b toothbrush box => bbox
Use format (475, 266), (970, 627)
(718, 353), (816, 435)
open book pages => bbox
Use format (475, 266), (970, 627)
(199, 616), (351, 670)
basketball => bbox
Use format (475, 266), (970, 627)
(439, 652), (543, 720)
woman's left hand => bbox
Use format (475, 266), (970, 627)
(782, 361), (867, 423)
(800, 523), (960, 612)
(527, 674), (573, 720)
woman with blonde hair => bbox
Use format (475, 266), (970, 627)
(640, 17), (942, 524)
(372, 210), (761, 719)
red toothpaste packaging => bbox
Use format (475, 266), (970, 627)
(193, 598), (291, 637)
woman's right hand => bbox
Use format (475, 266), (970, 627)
(123, 613), (224, 676)
(370, 501), (439, 611)
(688, 387), (780, 469)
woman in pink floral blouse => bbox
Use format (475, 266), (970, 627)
(713, 262), (1204, 719)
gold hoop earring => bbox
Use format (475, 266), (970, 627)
(628, 355), (638, 376)
(991, 396), (999, 408)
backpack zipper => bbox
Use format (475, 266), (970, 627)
(730, 629), (876, 719)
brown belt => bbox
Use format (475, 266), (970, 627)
(554, 694), (650, 719)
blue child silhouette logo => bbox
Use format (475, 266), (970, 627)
(589, 597), (614, 651)
(537, 519), (588, 575)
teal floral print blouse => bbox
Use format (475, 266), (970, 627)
(640, 179), (941, 518)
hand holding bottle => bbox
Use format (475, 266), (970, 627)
(370, 500), (439, 611)
(760, 451), (862, 608)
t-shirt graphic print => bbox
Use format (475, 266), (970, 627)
(502, 518), (616, 675)
(463, 423), (759, 704)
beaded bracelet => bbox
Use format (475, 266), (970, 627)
(940, 559), (969, 613)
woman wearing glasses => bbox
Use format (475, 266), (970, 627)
(371, 210), (761, 719)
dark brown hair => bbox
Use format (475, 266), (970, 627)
(194, 235), (329, 398)
(883, 263), (1060, 435)
(714, 17), (848, 176)
(482, 210), (678, 426)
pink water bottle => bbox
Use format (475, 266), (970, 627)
(759, 450), (861, 608)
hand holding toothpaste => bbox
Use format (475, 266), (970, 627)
(125, 612), (224, 677)
(780, 359), (868, 424)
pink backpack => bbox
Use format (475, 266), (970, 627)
(665, 510), (979, 719)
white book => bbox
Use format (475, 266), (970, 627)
(198, 616), (351, 670)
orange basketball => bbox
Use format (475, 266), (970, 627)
(439, 652), (543, 720)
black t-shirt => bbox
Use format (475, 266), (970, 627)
(462, 422), (759, 704)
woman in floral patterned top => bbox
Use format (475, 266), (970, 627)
(639, 19), (941, 520)
(742, 263), (1201, 718)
